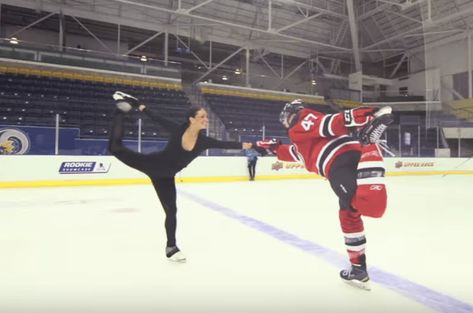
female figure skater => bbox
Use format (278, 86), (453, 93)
(109, 91), (252, 262)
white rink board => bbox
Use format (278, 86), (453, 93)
(0, 155), (473, 186)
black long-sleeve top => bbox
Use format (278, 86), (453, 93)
(144, 109), (242, 173)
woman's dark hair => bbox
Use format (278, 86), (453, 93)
(185, 105), (204, 124)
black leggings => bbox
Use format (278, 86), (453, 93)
(247, 159), (257, 179)
(109, 111), (178, 247)
(327, 150), (361, 210)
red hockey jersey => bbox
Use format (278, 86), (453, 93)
(274, 108), (362, 177)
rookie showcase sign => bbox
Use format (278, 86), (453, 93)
(59, 161), (111, 174)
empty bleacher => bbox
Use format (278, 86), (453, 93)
(448, 98), (473, 121)
(199, 83), (333, 138)
(3, 63), (469, 157)
(0, 64), (191, 140)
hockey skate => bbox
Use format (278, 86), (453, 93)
(340, 265), (371, 291)
(112, 91), (140, 113)
(358, 106), (393, 145)
(166, 246), (187, 263)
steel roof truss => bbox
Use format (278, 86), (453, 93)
(183, 0), (215, 14)
(271, 0), (347, 20)
(347, 0), (361, 71)
(109, 0), (350, 51)
(359, 22), (380, 61)
(71, 15), (113, 53)
(280, 59), (307, 82)
(275, 12), (323, 33)
(174, 34), (210, 69)
(7, 11), (56, 38)
(126, 31), (163, 55)
(390, 52), (408, 78)
(384, 8), (423, 24)
(192, 46), (245, 84)
(364, 2), (473, 49)
(258, 52), (282, 78)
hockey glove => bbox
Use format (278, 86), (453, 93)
(344, 106), (377, 127)
(255, 138), (280, 155)
(358, 106), (393, 145)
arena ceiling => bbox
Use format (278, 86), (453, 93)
(1, 0), (473, 77)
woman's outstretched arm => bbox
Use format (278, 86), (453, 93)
(202, 136), (252, 150)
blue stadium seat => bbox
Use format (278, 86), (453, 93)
(0, 70), (190, 140)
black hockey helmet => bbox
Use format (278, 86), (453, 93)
(279, 99), (304, 128)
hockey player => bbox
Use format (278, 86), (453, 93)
(256, 99), (393, 290)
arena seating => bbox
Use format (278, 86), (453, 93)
(448, 98), (473, 121)
(2, 64), (463, 157)
(0, 66), (190, 140)
(200, 84), (334, 138)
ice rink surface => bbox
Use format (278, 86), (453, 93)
(1, 175), (473, 313)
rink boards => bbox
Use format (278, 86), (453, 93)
(1, 155), (472, 188)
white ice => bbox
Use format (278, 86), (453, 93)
(1, 175), (472, 313)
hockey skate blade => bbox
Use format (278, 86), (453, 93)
(342, 279), (371, 291)
(374, 106), (392, 118)
(167, 251), (187, 263)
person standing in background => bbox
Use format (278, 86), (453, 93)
(245, 148), (259, 181)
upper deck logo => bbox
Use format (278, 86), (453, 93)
(272, 161), (284, 171)
(59, 161), (111, 174)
